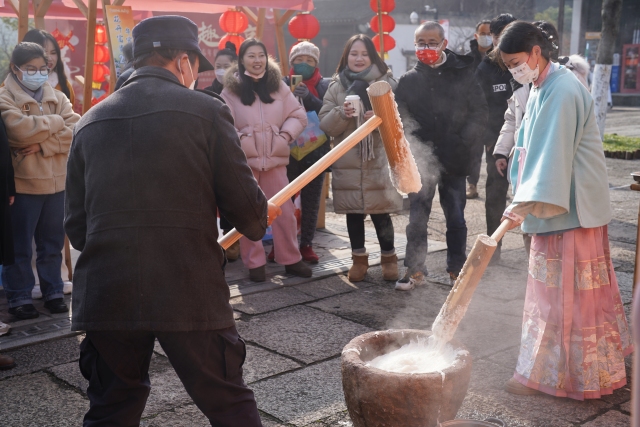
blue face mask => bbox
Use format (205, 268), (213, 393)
(292, 62), (316, 81)
(18, 69), (48, 91)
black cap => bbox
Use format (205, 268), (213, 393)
(132, 15), (214, 72)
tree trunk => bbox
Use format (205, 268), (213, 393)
(592, 0), (623, 139)
(557, 0), (565, 54)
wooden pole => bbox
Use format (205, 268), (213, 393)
(431, 219), (513, 345)
(102, 0), (117, 95)
(273, 10), (288, 75)
(557, 0), (565, 54)
(18, 0), (29, 41)
(316, 173), (328, 229)
(219, 116), (383, 249)
(82, 0), (98, 114)
(376, 0), (385, 58)
(256, 8), (266, 40)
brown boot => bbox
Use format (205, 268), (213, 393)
(348, 253), (369, 282)
(0, 353), (15, 370)
(226, 240), (240, 262)
(249, 265), (266, 282)
(381, 254), (398, 281)
(285, 260), (312, 278)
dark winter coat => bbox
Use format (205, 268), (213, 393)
(0, 119), (14, 266)
(395, 50), (489, 177)
(474, 55), (514, 148)
(114, 67), (134, 91)
(203, 78), (224, 95)
(283, 74), (331, 168)
(65, 66), (268, 332)
(468, 39), (484, 72)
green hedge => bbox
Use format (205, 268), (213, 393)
(603, 134), (640, 152)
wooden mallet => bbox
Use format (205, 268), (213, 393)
(219, 81), (422, 250)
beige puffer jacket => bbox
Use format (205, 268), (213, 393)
(319, 72), (403, 214)
(0, 74), (80, 195)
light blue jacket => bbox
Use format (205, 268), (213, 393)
(509, 66), (611, 234)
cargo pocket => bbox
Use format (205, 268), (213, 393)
(221, 331), (247, 382)
(79, 337), (103, 391)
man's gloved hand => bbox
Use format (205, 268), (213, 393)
(293, 83), (310, 99)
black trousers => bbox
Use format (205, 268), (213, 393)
(485, 148), (510, 253)
(346, 213), (395, 252)
(79, 326), (262, 427)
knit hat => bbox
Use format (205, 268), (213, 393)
(289, 41), (320, 64)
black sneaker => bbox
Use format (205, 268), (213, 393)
(8, 304), (40, 320)
(44, 298), (69, 314)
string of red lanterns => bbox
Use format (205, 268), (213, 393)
(370, 0), (396, 57)
(92, 23), (110, 105)
(288, 11), (320, 43)
(218, 8), (248, 54)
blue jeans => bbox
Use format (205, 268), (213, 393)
(1, 192), (65, 307)
(405, 174), (467, 274)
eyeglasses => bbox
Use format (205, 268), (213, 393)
(415, 41), (443, 50)
(19, 66), (50, 76)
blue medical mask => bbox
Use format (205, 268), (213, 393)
(18, 69), (48, 91)
(292, 62), (316, 80)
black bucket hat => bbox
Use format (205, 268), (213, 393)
(132, 15), (214, 72)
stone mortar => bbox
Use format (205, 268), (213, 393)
(341, 329), (473, 427)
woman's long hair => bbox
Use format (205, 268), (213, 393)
(237, 38), (274, 106)
(335, 34), (389, 75)
(22, 29), (71, 99)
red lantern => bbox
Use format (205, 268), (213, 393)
(370, 14), (395, 33)
(288, 12), (320, 41)
(95, 24), (108, 44)
(93, 63), (110, 83)
(219, 9), (249, 34)
(369, 0), (395, 13)
(372, 34), (396, 52)
(219, 34), (245, 53)
(93, 45), (110, 63)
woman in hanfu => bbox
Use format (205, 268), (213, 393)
(498, 21), (633, 399)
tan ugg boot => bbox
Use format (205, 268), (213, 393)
(348, 253), (369, 282)
(381, 254), (398, 281)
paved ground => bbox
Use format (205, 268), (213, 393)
(604, 106), (640, 138)
(0, 109), (638, 426)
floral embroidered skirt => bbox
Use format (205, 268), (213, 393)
(514, 225), (633, 400)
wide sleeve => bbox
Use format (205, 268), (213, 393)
(493, 96), (516, 159)
(319, 81), (351, 137)
(0, 94), (66, 148)
(64, 132), (87, 251)
(459, 72), (489, 150)
(279, 83), (308, 141)
(210, 104), (268, 242)
(40, 95), (81, 158)
(510, 82), (585, 217)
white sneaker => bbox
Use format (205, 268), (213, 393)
(0, 321), (10, 336)
(63, 281), (73, 295)
(32, 285), (43, 299)
(395, 270), (425, 291)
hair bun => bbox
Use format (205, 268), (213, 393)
(225, 41), (236, 51)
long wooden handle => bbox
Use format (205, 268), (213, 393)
(218, 115), (383, 250)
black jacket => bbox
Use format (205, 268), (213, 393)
(474, 55), (514, 148)
(203, 78), (224, 95)
(468, 39), (484, 72)
(114, 67), (134, 91)
(283, 75), (331, 168)
(65, 66), (268, 331)
(396, 50), (489, 177)
(0, 119), (14, 265)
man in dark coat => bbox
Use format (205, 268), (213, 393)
(65, 16), (273, 427)
(474, 13), (517, 262)
(395, 21), (488, 289)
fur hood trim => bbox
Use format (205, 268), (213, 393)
(223, 59), (283, 96)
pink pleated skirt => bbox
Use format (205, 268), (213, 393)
(514, 225), (634, 400)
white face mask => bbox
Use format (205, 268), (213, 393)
(477, 35), (493, 49)
(509, 54), (539, 85)
(215, 68), (226, 83)
(177, 57), (196, 90)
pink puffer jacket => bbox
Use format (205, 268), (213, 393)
(221, 62), (307, 171)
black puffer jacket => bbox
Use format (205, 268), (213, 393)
(0, 119), (14, 266)
(65, 66), (268, 332)
(474, 54), (514, 148)
(396, 50), (488, 177)
(468, 39), (484, 72)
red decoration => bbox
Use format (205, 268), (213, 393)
(93, 64), (110, 83)
(219, 34), (245, 53)
(52, 28), (75, 52)
(93, 44), (110, 63)
(372, 34), (396, 52)
(370, 14), (395, 33)
(219, 9), (249, 34)
(369, 0), (395, 13)
(95, 24), (108, 44)
(288, 12), (320, 41)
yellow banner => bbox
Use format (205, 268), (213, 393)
(104, 5), (135, 78)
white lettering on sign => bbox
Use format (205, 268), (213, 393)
(493, 84), (507, 92)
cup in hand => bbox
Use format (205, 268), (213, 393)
(344, 95), (361, 118)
